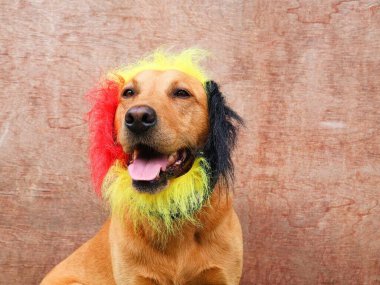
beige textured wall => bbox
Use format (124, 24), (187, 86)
(1, 1), (379, 284)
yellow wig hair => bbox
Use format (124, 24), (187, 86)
(109, 48), (209, 85)
(102, 158), (211, 233)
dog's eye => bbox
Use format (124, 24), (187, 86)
(173, 89), (191, 98)
(122, 88), (135, 98)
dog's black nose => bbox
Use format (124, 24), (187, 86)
(125, 105), (157, 134)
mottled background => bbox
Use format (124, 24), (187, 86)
(1, 0), (379, 284)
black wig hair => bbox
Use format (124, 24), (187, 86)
(202, 80), (244, 189)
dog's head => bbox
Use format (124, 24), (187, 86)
(115, 69), (209, 193)
(87, 49), (242, 231)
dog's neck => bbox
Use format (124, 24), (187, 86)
(113, 186), (232, 250)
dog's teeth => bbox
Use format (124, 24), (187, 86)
(167, 152), (179, 166)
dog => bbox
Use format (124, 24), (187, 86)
(41, 49), (243, 285)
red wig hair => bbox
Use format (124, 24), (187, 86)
(86, 79), (126, 195)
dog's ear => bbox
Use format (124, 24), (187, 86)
(203, 80), (243, 189)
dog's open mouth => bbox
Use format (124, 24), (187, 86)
(127, 144), (194, 193)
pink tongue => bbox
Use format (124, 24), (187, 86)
(128, 155), (168, 181)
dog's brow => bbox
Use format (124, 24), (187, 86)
(125, 78), (141, 93)
(167, 80), (179, 92)
(167, 80), (191, 94)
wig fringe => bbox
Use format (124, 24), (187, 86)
(86, 80), (126, 195)
(109, 48), (209, 85)
(102, 157), (211, 234)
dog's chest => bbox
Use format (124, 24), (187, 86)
(111, 228), (212, 284)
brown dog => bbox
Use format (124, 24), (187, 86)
(41, 50), (243, 285)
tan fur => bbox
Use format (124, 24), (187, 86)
(115, 70), (209, 155)
(41, 71), (243, 285)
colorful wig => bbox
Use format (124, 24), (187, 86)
(87, 49), (210, 195)
(87, 48), (242, 233)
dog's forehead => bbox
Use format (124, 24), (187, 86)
(130, 69), (206, 97)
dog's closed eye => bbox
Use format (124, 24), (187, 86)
(173, 88), (191, 98)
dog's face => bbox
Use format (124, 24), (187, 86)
(114, 70), (209, 193)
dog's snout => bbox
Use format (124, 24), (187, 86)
(125, 105), (157, 134)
